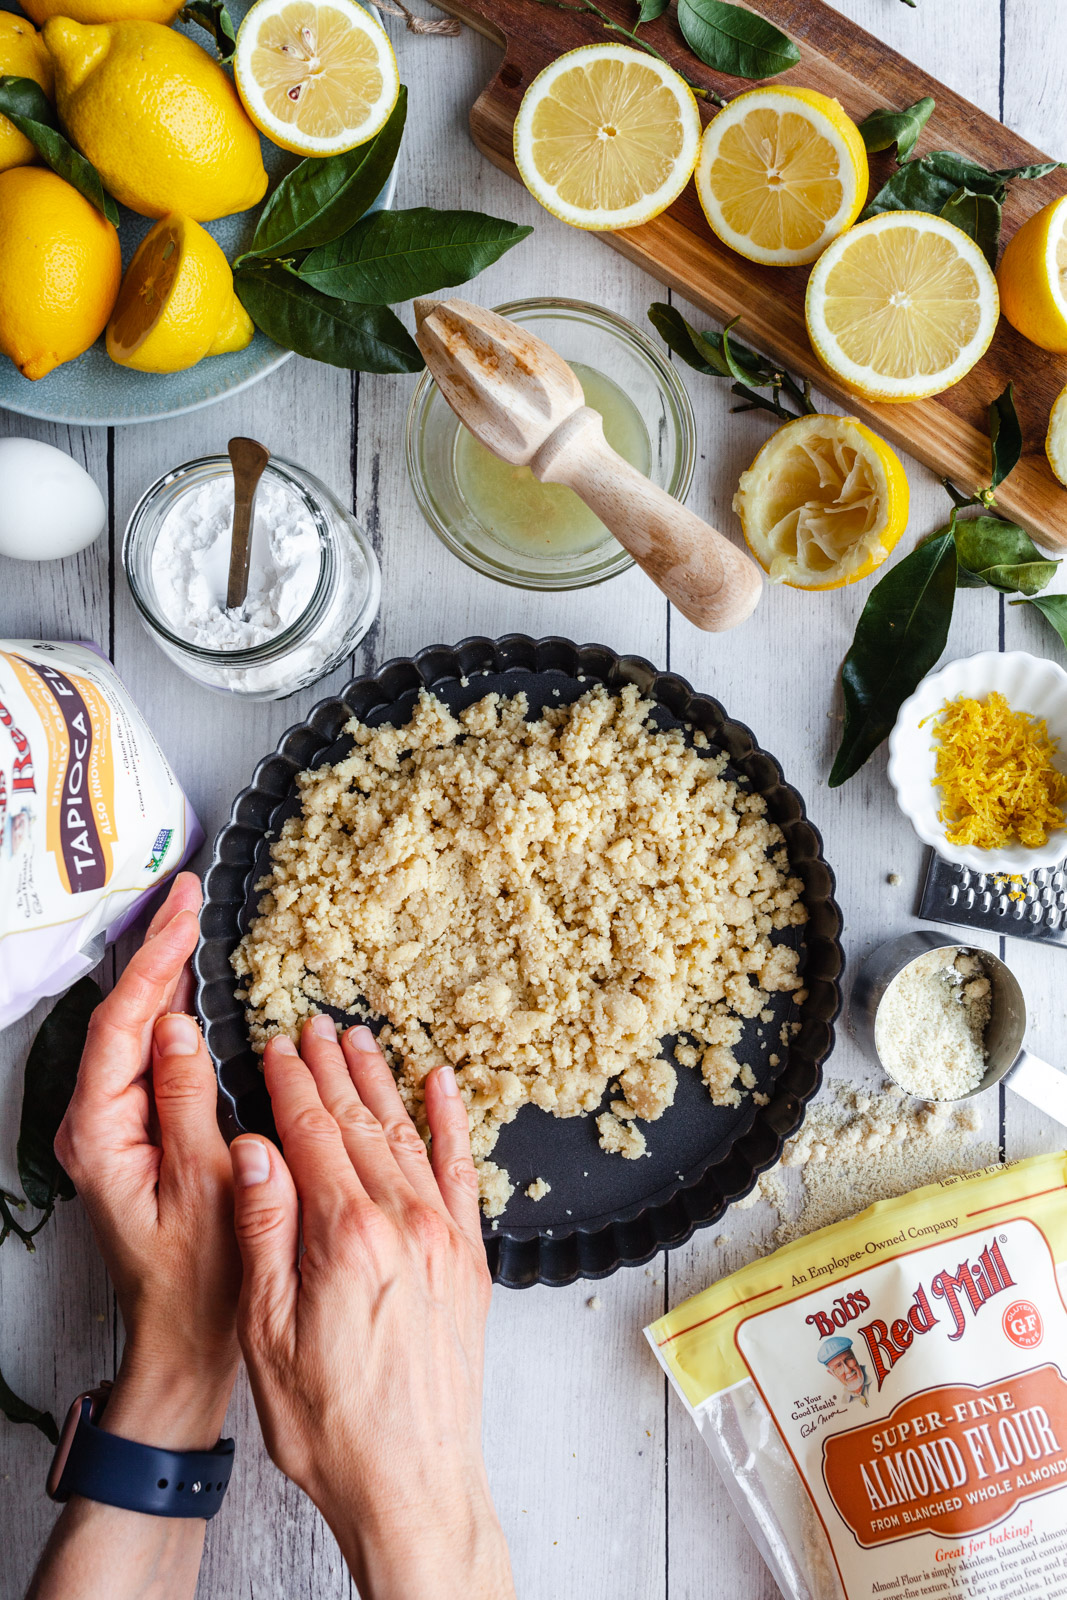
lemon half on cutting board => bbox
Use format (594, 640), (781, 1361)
(805, 211), (1000, 402)
(997, 193), (1067, 354)
(235, 0), (399, 156)
(734, 414), (909, 588)
(513, 43), (701, 231)
(694, 86), (868, 267)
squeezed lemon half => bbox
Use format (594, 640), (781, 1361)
(695, 86), (868, 267)
(513, 43), (701, 232)
(733, 414), (910, 589)
(805, 211), (1000, 403)
(234, 0), (399, 156)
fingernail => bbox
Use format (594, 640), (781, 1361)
(307, 1014), (338, 1040)
(436, 1065), (459, 1098)
(155, 1013), (200, 1057)
(269, 1034), (299, 1057)
(232, 1139), (271, 1187)
(347, 1024), (377, 1053)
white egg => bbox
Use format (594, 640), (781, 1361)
(0, 437), (106, 561)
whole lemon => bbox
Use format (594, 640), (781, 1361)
(21, 0), (182, 23)
(0, 166), (121, 380)
(44, 19), (268, 220)
(107, 213), (254, 373)
(0, 11), (54, 173)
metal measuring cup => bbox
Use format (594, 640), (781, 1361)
(851, 931), (1067, 1124)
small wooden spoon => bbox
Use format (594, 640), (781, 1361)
(226, 436), (271, 612)
(413, 297), (762, 632)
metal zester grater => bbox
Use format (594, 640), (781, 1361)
(919, 849), (1067, 948)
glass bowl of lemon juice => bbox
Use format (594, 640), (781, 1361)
(405, 298), (696, 590)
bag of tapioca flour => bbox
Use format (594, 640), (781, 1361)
(0, 641), (202, 1026)
(647, 1152), (1067, 1600)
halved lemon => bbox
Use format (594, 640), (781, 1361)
(1046, 383), (1067, 486)
(234, 0), (399, 157)
(805, 211), (1000, 403)
(106, 213), (252, 373)
(694, 86), (868, 267)
(997, 194), (1067, 354)
(512, 44), (701, 232)
(733, 414), (909, 588)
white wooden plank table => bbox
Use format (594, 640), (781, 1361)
(2, 3), (1065, 1595)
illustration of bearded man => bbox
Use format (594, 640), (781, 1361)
(818, 1335), (871, 1406)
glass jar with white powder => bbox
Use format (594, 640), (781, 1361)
(123, 455), (380, 700)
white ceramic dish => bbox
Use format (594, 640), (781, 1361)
(887, 649), (1067, 873)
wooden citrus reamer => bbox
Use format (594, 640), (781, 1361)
(413, 297), (763, 632)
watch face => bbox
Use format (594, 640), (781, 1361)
(46, 1395), (90, 1500)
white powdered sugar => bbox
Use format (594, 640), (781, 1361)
(150, 474), (320, 650)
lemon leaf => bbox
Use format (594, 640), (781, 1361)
(988, 382), (1023, 491)
(829, 528), (958, 786)
(954, 514), (1058, 596)
(17, 977), (99, 1211)
(636, 0), (669, 19)
(648, 303), (814, 419)
(297, 208), (532, 305)
(1011, 593), (1067, 654)
(234, 263), (423, 371)
(676, 0), (798, 79)
(858, 97), (934, 162)
(940, 185), (1001, 268)
(244, 87), (407, 261)
(0, 75), (119, 226)
(0, 1364), (57, 1444)
(180, 0), (237, 63)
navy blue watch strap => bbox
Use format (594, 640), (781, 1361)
(52, 1400), (234, 1519)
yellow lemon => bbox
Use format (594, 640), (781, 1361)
(513, 43), (701, 232)
(0, 165), (120, 379)
(107, 213), (253, 373)
(44, 18), (267, 220)
(997, 194), (1067, 354)
(695, 86), (868, 267)
(0, 11), (54, 174)
(1046, 383), (1067, 487)
(21, 0), (182, 24)
(805, 211), (999, 403)
(234, 0), (399, 158)
(734, 414), (909, 588)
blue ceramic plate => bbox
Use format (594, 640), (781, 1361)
(0, 1), (396, 427)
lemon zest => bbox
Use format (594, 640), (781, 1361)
(928, 691), (1067, 851)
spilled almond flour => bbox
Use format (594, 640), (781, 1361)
(232, 684), (808, 1215)
(724, 1081), (997, 1254)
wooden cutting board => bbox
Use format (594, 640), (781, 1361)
(431, 0), (1067, 549)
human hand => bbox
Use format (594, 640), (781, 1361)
(228, 1021), (514, 1600)
(54, 872), (240, 1450)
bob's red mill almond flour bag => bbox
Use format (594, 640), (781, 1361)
(648, 1152), (1067, 1600)
(0, 641), (201, 1026)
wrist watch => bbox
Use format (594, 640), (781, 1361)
(46, 1383), (234, 1520)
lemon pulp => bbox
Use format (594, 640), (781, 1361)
(695, 88), (867, 266)
(454, 365), (650, 557)
(253, 2), (383, 140)
(513, 45), (700, 231)
(806, 212), (999, 402)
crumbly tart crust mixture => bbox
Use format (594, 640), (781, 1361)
(232, 685), (808, 1215)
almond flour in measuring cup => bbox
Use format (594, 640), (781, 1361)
(874, 947), (991, 1100)
(123, 455), (380, 700)
(649, 1151), (1067, 1600)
